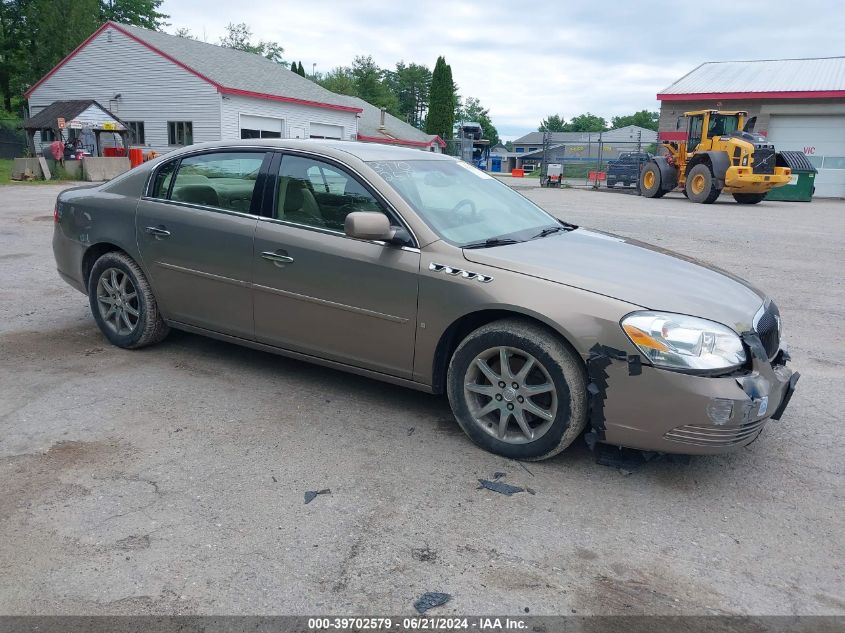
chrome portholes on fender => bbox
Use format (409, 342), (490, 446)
(429, 262), (493, 283)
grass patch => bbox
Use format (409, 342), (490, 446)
(0, 158), (77, 185)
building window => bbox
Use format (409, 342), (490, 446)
(168, 121), (193, 146)
(240, 128), (281, 139)
(41, 128), (57, 143)
(125, 121), (145, 145)
(515, 147), (524, 153)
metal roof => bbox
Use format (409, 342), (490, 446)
(117, 23), (360, 111)
(22, 99), (118, 130)
(338, 96), (444, 147)
(659, 57), (845, 99)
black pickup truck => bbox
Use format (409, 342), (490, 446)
(606, 151), (652, 188)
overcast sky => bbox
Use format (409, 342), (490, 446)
(162, 0), (844, 140)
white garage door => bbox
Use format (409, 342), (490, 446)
(309, 122), (344, 140)
(767, 115), (845, 198)
(240, 114), (283, 139)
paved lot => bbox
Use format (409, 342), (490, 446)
(1, 183), (843, 616)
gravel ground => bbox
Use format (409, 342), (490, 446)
(0, 183), (843, 616)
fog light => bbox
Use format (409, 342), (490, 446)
(706, 398), (734, 425)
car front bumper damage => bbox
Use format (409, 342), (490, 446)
(587, 333), (798, 455)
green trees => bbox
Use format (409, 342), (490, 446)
(425, 56), (455, 140)
(0, 0), (167, 113)
(610, 110), (659, 131)
(219, 22), (284, 64)
(384, 61), (431, 129)
(540, 110), (659, 133)
(350, 55), (398, 113)
(539, 113), (607, 133)
(99, 0), (166, 30)
(538, 114), (567, 132)
(458, 96), (499, 147)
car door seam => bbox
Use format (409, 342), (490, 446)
(252, 283), (409, 323)
(155, 261), (252, 288)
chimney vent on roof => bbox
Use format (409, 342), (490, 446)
(379, 108), (386, 131)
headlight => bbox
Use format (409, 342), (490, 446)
(621, 311), (746, 373)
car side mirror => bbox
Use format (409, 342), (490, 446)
(344, 211), (395, 241)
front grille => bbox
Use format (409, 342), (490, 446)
(752, 147), (776, 174)
(755, 302), (781, 360)
(664, 419), (767, 447)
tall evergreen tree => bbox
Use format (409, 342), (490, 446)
(290, 61), (297, 72)
(425, 56), (454, 140)
(297, 61), (306, 77)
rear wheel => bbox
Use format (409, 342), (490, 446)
(685, 164), (721, 203)
(640, 162), (666, 198)
(447, 319), (587, 461)
(88, 251), (169, 349)
(606, 180), (616, 188)
(733, 193), (766, 204)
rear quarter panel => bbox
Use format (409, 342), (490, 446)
(54, 166), (152, 289)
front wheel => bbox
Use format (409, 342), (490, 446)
(733, 193), (766, 204)
(447, 319), (587, 460)
(640, 162), (666, 198)
(685, 164), (721, 203)
(88, 251), (169, 349)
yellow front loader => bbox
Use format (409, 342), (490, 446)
(640, 110), (792, 204)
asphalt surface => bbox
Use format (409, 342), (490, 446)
(1, 183), (843, 616)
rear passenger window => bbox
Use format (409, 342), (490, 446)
(169, 152), (267, 214)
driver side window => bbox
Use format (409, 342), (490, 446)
(276, 155), (384, 231)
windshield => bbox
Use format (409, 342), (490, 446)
(368, 159), (561, 247)
(708, 114), (739, 137)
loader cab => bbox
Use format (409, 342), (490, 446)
(687, 114), (705, 152)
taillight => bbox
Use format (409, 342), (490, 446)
(54, 200), (61, 223)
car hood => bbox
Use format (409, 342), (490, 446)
(462, 228), (766, 333)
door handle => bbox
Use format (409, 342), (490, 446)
(145, 225), (171, 238)
(261, 251), (294, 264)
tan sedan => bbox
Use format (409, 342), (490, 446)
(52, 140), (798, 459)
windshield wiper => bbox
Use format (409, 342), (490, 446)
(530, 221), (578, 240)
(462, 237), (523, 249)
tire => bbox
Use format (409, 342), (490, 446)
(446, 319), (588, 461)
(640, 162), (666, 198)
(733, 193), (766, 204)
(685, 164), (721, 203)
(606, 180), (616, 188)
(88, 251), (169, 349)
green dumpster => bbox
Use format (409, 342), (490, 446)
(767, 151), (817, 202)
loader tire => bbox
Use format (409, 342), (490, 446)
(640, 162), (666, 198)
(685, 164), (721, 204)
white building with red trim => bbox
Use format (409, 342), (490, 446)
(25, 21), (443, 154)
(657, 57), (845, 197)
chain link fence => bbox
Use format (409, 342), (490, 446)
(529, 132), (658, 192)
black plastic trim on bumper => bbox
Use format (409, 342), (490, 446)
(771, 372), (800, 421)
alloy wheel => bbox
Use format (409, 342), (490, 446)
(463, 346), (558, 444)
(96, 267), (140, 336)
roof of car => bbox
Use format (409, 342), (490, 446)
(168, 139), (457, 162)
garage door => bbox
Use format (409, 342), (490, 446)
(767, 115), (845, 198)
(240, 114), (283, 139)
(309, 122), (343, 140)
